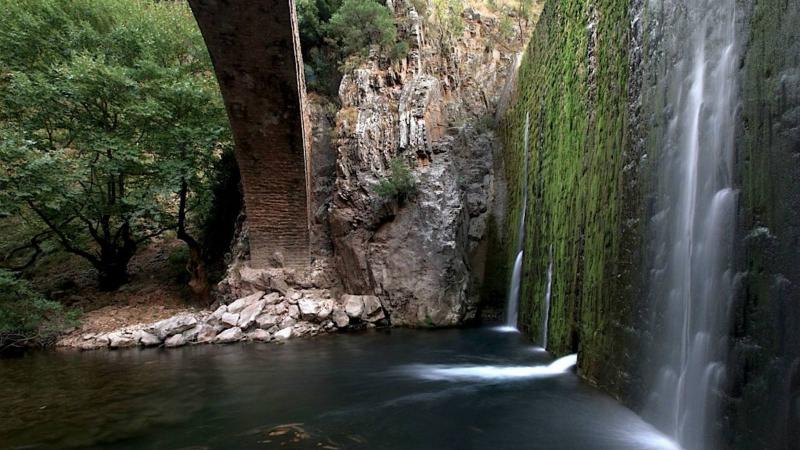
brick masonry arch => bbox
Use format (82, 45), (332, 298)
(187, 0), (311, 269)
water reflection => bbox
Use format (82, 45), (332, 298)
(1, 328), (677, 450)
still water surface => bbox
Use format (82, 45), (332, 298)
(1, 327), (678, 450)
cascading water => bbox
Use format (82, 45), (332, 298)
(541, 245), (553, 349)
(504, 111), (530, 330)
(643, 1), (739, 449)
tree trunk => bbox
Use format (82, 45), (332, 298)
(184, 242), (210, 303)
(176, 171), (211, 304)
(96, 227), (137, 291)
(96, 260), (130, 291)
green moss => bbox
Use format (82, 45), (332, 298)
(497, 0), (640, 396)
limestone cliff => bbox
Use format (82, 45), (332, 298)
(325, 1), (534, 326)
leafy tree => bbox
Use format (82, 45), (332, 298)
(0, 269), (76, 352)
(0, 0), (232, 295)
(432, 0), (465, 44)
(324, 0), (398, 66)
(297, 0), (325, 47)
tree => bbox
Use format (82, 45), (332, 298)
(0, 269), (75, 352)
(428, 0), (464, 54)
(0, 0), (232, 294)
(324, 0), (398, 66)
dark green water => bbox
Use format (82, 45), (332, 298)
(0, 328), (679, 450)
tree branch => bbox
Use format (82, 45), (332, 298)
(26, 200), (101, 267)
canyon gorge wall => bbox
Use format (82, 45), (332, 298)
(224, 1), (536, 327)
(324, 2), (534, 326)
(496, 0), (800, 448)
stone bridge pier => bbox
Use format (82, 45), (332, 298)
(187, 0), (311, 269)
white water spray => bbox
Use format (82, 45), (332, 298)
(644, 1), (738, 448)
(542, 245), (553, 348)
(505, 111), (531, 329)
(404, 354), (578, 382)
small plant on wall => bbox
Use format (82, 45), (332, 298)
(374, 158), (417, 204)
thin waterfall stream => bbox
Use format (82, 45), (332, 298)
(541, 245), (553, 349)
(504, 111), (531, 330)
(643, 1), (739, 448)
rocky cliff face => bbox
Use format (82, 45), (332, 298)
(326, 2), (532, 326)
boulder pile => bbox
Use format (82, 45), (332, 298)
(75, 290), (388, 350)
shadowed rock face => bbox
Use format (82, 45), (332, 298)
(187, 0), (311, 269)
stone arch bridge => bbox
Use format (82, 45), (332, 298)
(187, 0), (311, 269)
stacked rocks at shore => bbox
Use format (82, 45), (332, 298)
(71, 286), (388, 351)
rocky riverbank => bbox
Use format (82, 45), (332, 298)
(58, 274), (386, 350)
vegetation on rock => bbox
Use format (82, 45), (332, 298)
(298, 0), (404, 93)
(374, 158), (417, 204)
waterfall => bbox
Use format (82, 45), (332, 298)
(644, 1), (739, 449)
(505, 111), (531, 329)
(541, 245), (553, 348)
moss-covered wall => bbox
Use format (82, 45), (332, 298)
(729, 0), (800, 448)
(495, 0), (800, 445)
(496, 0), (644, 400)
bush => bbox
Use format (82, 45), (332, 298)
(409, 0), (428, 16)
(390, 40), (411, 62)
(375, 158), (417, 203)
(324, 0), (397, 66)
(0, 269), (76, 351)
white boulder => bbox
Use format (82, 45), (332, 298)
(214, 327), (243, 344)
(227, 291), (264, 314)
(221, 312), (240, 328)
(165, 334), (187, 347)
(274, 327), (293, 341)
(247, 329), (271, 342)
(237, 299), (266, 329)
(152, 314), (198, 340)
(343, 295), (365, 318)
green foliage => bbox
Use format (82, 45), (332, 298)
(297, 0), (325, 46)
(410, 0), (429, 16)
(0, 269), (77, 350)
(432, 0), (464, 38)
(498, 0), (634, 385)
(374, 158), (416, 203)
(297, 0), (405, 92)
(390, 41), (411, 62)
(0, 0), (232, 290)
(324, 0), (398, 66)
(498, 15), (515, 41)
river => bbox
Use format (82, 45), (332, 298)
(1, 328), (678, 450)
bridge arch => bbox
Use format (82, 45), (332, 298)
(187, 0), (311, 269)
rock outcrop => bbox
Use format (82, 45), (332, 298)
(327, 2), (531, 326)
(203, 3), (533, 329)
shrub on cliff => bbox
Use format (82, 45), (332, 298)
(0, 269), (77, 352)
(324, 0), (398, 67)
(375, 158), (417, 204)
